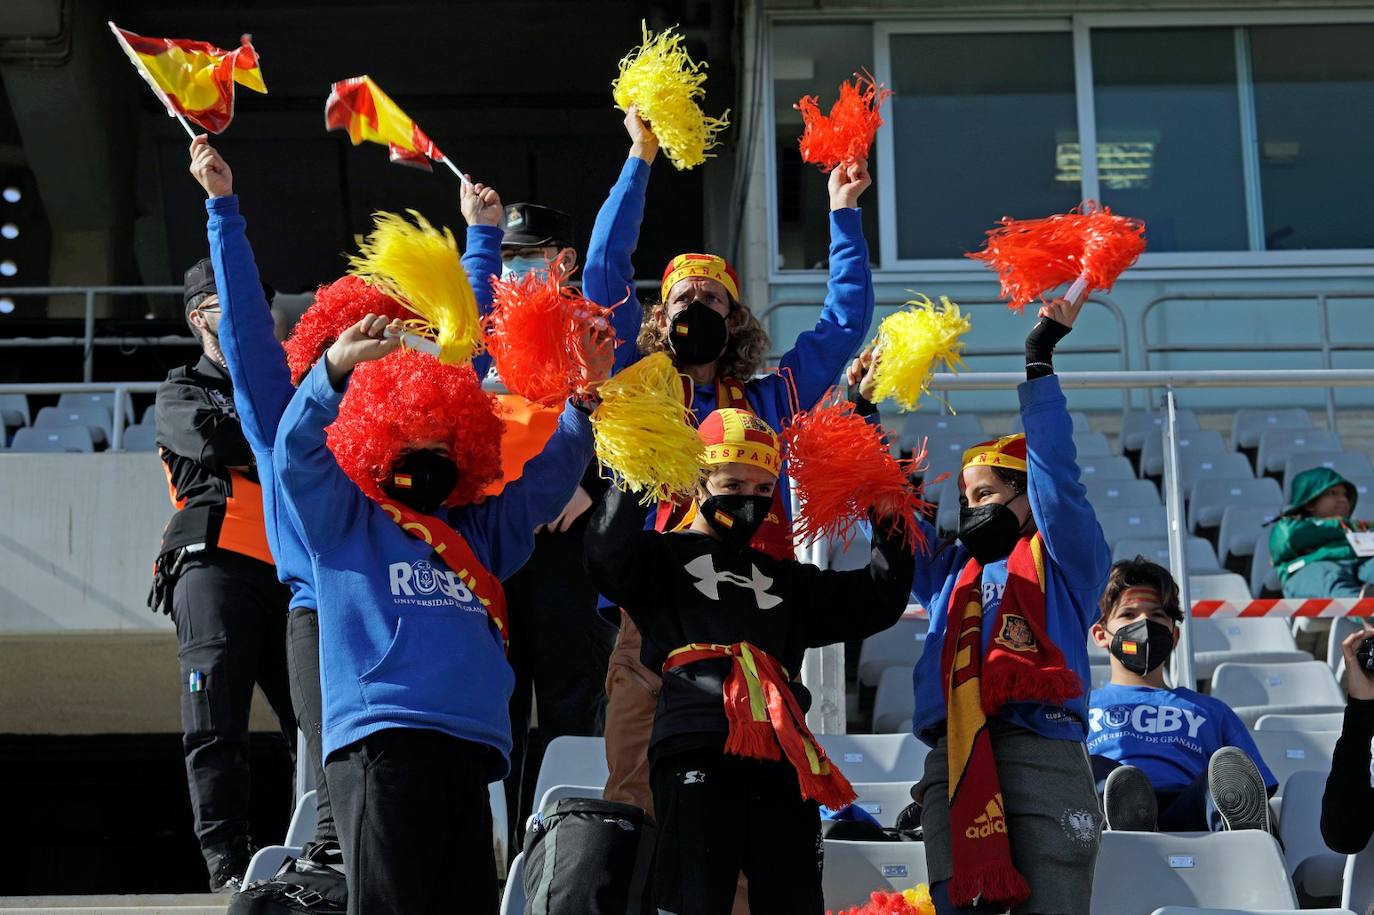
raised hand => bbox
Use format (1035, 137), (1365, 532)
(325, 313), (403, 388)
(625, 105), (659, 165)
(536, 485), (594, 534)
(1342, 627), (1374, 701)
(461, 179), (503, 227)
(845, 344), (880, 403)
(189, 135), (233, 198)
(828, 157), (872, 211)
(576, 321), (617, 395)
(1037, 296), (1085, 328)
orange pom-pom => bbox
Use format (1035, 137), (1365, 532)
(829, 887), (934, 915)
(966, 201), (1146, 312)
(782, 393), (930, 552)
(485, 253), (617, 405)
(796, 71), (893, 172)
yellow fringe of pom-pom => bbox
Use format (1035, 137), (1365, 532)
(592, 352), (704, 504)
(347, 210), (481, 365)
(903, 884), (936, 915)
(871, 295), (971, 412)
(612, 21), (730, 171)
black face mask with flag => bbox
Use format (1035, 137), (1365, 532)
(668, 300), (729, 366)
(381, 449), (459, 516)
(700, 494), (772, 551)
(1109, 618), (1175, 675)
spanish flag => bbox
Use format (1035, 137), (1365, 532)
(109, 22), (265, 134)
(325, 75), (446, 172)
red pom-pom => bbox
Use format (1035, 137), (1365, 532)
(485, 253), (617, 404)
(782, 394), (930, 552)
(796, 71), (893, 172)
(283, 275), (412, 384)
(966, 202), (1146, 311)
(325, 348), (505, 507)
(829, 889), (930, 915)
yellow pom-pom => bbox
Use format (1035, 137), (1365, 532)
(902, 885), (936, 915)
(348, 210), (481, 365)
(871, 295), (971, 412)
(612, 21), (730, 170)
(592, 352), (703, 504)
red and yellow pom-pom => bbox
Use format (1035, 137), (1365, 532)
(796, 71), (893, 172)
(485, 253), (617, 405)
(829, 885), (936, 915)
(966, 201), (1146, 311)
(782, 394), (930, 551)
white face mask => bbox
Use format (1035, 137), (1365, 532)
(501, 255), (550, 280)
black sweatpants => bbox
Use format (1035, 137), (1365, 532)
(327, 727), (499, 915)
(172, 549), (295, 863)
(286, 607), (336, 846)
(650, 746), (824, 915)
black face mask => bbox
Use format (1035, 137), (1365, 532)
(700, 494), (772, 551)
(957, 496), (1025, 565)
(668, 300), (729, 366)
(1109, 618), (1175, 675)
(381, 449), (459, 516)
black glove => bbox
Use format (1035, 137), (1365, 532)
(1025, 317), (1072, 380)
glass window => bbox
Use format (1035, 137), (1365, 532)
(1249, 24), (1374, 251)
(1091, 28), (1248, 252)
(771, 23), (880, 270)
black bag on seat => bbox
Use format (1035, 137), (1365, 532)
(226, 848), (346, 915)
(522, 797), (656, 915)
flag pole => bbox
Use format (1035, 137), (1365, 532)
(174, 112), (198, 140)
(440, 156), (473, 187)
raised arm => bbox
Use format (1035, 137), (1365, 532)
(1323, 630), (1374, 853)
(797, 511), (917, 648)
(584, 483), (668, 614)
(459, 178), (505, 381)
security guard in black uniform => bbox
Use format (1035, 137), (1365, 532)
(151, 258), (294, 893)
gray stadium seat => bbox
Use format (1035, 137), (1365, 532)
(827, 531), (873, 572)
(1090, 659), (1113, 689)
(822, 840), (928, 910)
(1282, 451), (1374, 493)
(919, 432), (983, 501)
(815, 733), (928, 784)
(1179, 453), (1255, 498)
(1113, 536), (1220, 572)
(1091, 830), (1296, 915)
(1099, 506), (1169, 548)
(1344, 837), (1374, 914)
(1199, 482), (1276, 541)
(9, 426), (95, 453)
(901, 412), (984, 453)
(1325, 616), (1362, 676)
(536, 783), (603, 814)
(1211, 662), (1345, 728)
(872, 666), (914, 734)
(1011, 410), (1091, 435)
(1122, 409), (1201, 453)
(857, 617), (927, 688)
(1277, 769), (1344, 899)
(1349, 475), (1374, 524)
(1151, 908), (1353, 915)
(936, 485), (960, 537)
(1074, 431), (1112, 457)
(501, 852), (526, 915)
(1141, 429), (1227, 480)
(141, 403), (157, 425)
(531, 736), (608, 818)
(1231, 406), (1314, 451)
(242, 844), (303, 888)
(285, 789), (317, 847)
(57, 390), (135, 426)
(1257, 428), (1342, 477)
(1248, 730), (1338, 795)
(1188, 573), (1255, 604)
(1086, 478), (1161, 510)
(34, 404), (111, 448)
(1249, 534), (1281, 598)
(1253, 712), (1344, 733)
(1190, 618), (1309, 680)
(0, 393), (30, 428)
(1078, 455), (1140, 482)
(120, 422), (159, 452)
(850, 781), (917, 827)
(1217, 505), (1278, 572)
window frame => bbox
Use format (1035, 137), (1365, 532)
(763, 8), (1374, 282)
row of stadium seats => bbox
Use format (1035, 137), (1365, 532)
(0, 391), (158, 452)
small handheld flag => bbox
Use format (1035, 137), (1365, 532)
(109, 22), (266, 137)
(325, 75), (468, 183)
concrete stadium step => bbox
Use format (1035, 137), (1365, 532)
(0, 896), (225, 914)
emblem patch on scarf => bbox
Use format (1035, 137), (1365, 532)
(994, 613), (1037, 652)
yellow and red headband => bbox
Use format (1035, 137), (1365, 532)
(661, 253), (740, 303)
(698, 408), (780, 477)
(960, 433), (1028, 478)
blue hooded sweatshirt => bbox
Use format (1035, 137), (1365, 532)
(274, 358), (594, 770)
(910, 374), (1111, 745)
(204, 193), (503, 611)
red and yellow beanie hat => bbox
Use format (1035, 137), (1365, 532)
(661, 253), (740, 303)
(698, 408), (780, 477)
(960, 433), (1027, 484)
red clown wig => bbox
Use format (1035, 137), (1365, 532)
(325, 348), (506, 508)
(283, 275), (412, 385)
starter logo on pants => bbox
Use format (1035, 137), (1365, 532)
(965, 795), (1008, 839)
(388, 560), (475, 606)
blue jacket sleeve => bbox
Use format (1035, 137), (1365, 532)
(463, 224), (503, 382)
(274, 359), (371, 556)
(776, 207), (875, 410)
(583, 156), (650, 373)
(1019, 374), (1111, 592)
(206, 195), (292, 452)
(456, 402), (596, 581)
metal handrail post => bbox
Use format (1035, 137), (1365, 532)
(1163, 386), (1196, 688)
(1317, 294), (1337, 431)
(83, 289), (96, 383)
(111, 385), (126, 450)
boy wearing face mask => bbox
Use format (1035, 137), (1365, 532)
(585, 408), (915, 914)
(1088, 557), (1275, 833)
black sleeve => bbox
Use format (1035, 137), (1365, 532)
(795, 512), (917, 649)
(1321, 698), (1374, 854)
(154, 379), (254, 473)
(1024, 317), (1072, 380)
(584, 484), (668, 615)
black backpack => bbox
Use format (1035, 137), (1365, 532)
(226, 847), (347, 915)
(521, 797), (656, 915)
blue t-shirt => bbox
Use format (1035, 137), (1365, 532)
(1088, 684), (1277, 792)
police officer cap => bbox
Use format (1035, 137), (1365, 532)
(501, 203), (574, 250)
(184, 257), (275, 313)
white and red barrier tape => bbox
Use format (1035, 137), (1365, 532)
(905, 598), (1374, 619)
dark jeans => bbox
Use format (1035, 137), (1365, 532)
(1091, 755), (1212, 832)
(327, 727), (499, 915)
(286, 607), (336, 846)
(650, 746), (824, 915)
(172, 550), (295, 864)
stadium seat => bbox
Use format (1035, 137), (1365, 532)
(120, 422), (158, 452)
(901, 412), (983, 454)
(816, 733), (928, 784)
(1248, 534), (1281, 598)
(1151, 908), (1354, 914)
(1141, 429), (1227, 480)
(1179, 454), (1256, 499)
(1282, 451), (1374, 493)
(1086, 478), (1161, 510)
(34, 404), (111, 449)
(1218, 505), (1280, 574)
(491, 779), (509, 877)
(1257, 429), (1343, 478)
(1078, 455), (1140, 482)
(1098, 506), (1169, 548)
(857, 617), (928, 688)
(285, 789), (317, 847)
(1253, 712), (1344, 733)
(1090, 659), (1113, 689)
(1188, 478), (1281, 535)
(1277, 769), (1345, 899)
(1074, 431), (1112, 457)
(1326, 616), (1362, 676)
(1122, 409), (1201, 453)
(822, 840), (928, 910)
(141, 403), (157, 425)
(918, 432), (984, 501)
(1350, 475), (1374, 524)
(1211, 662), (1345, 728)
(1113, 537), (1220, 572)
(1090, 830), (1296, 915)
(536, 784), (603, 814)
(1344, 837), (1374, 914)
(242, 844), (304, 887)
(936, 486), (960, 537)
(57, 390), (135, 426)
(1188, 573), (1254, 604)
(8, 426), (95, 453)
(531, 736), (608, 818)
(872, 666), (914, 734)
(1190, 618), (1308, 680)
(827, 531), (873, 572)
(501, 851), (526, 915)
(1011, 410), (1091, 435)
(1246, 730), (1338, 789)
(850, 781), (917, 827)
(0, 392), (30, 428)
(1231, 406), (1314, 452)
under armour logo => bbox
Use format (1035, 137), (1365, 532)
(684, 554), (782, 610)
(684, 770), (706, 785)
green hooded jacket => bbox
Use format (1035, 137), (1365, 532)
(1268, 466), (1359, 584)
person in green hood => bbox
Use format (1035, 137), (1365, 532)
(1269, 466), (1373, 597)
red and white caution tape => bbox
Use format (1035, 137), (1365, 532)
(903, 598), (1374, 620)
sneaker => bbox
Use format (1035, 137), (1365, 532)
(1103, 765), (1158, 832)
(1208, 747), (1271, 832)
(206, 838), (255, 894)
